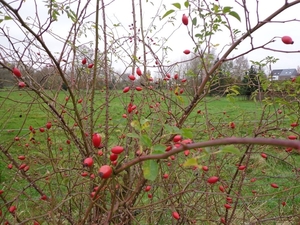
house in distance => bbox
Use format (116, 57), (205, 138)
(270, 68), (299, 81)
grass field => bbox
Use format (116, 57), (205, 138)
(0, 89), (300, 224)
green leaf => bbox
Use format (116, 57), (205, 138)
(162, 9), (175, 19)
(152, 144), (165, 154)
(141, 134), (152, 147)
(172, 3), (181, 9)
(222, 6), (232, 13)
(4, 16), (12, 20)
(142, 160), (158, 181)
(164, 124), (181, 134)
(131, 120), (141, 130)
(183, 158), (198, 167)
(229, 11), (241, 22)
(221, 145), (241, 155)
(126, 133), (140, 138)
(181, 128), (194, 139)
(192, 17), (197, 26)
(184, 1), (189, 8)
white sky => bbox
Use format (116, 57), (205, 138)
(1, 0), (300, 74)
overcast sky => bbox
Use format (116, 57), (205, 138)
(2, 0), (300, 74)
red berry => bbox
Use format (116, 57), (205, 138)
(18, 82), (26, 88)
(82, 58), (87, 65)
(83, 157), (93, 167)
(184, 150), (190, 156)
(111, 146), (124, 154)
(202, 166), (209, 171)
(7, 163), (13, 169)
(181, 78), (187, 83)
(40, 194), (47, 200)
(81, 171), (88, 177)
(0, 190), (3, 194)
(19, 163), (26, 170)
(92, 133), (102, 148)
(18, 155), (25, 160)
(136, 67), (142, 76)
(261, 153), (267, 159)
(183, 49), (190, 55)
(291, 122), (298, 127)
(12, 67), (21, 77)
(270, 183), (279, 188)
(219, 185), (225, 192)
(46, 122), (52, 129)
(148, 193), (152, 199)
(238, 165), (246, 170)
(128, 74), (135, 81)
(288, 135), (297, 140)
(9, 205), (16, 213)
(220, 217), (226, 224)
(281, 36), (294, 44)
(110, 153), (118, 161)
(173, 135), (182, 143)
(230, 122), (235, 129)
(39, 127), (45, 132)
(174, 74), (179, 80)
(144, 185), (151, 192)
(98, 165), (113, 179)
(182, 14), (188, 25)
(172, 211), (180, 220)
(224, 203), (231, 209)
(87, 63), (94, 68)
(123, 86), (130, 93)
(135, 86), (143, 91)
(163, 173), (169, 179)
(207, 176), (219, 184)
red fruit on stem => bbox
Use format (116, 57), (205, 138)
(281, 36), (294, 44)
(174, 74), (178, 79)
(19, 163), (26, 170)
(98, 165), (113, 179)
(18, 155), (25, 160)
(8, 163), (13, 169)
(0, 190), (3, 194)
(136, 67), (142, 76)
(261, 153), (267, 159)
(144, 185), (151, 192)
(172, 211), (180, 220)
(39, 127), (45, 132)
(181, 78), (187, 83)
(135, 86), (143, 91)
(163, 173), (169, 179)
(82, 58), (87, 65)
(123, 87), (130, 93)
(219, 185), (225, 192)
(224, 203), (231, 209)
(183, 49), (190, 55)
(288, 135), (297, 140)
(220, 217), (226, 224)
(202, 166), (209, 171)
(173, 135), (182, 143)
(182, 14), (188, 25)
(128, 75), (135, 81)
(291, 122), (298, 127)
(46, 122), (52, 129)
(18, 82), (26, 88)
(238, 165), (246, 170)
(83, 157), (93, 167)
(40, 194), (47, 200)
(271, 183), (279, 188)
(9, 205), (16, 213)
(87, 63), (94, 68)
(207, 176), (219, 184)
(110, 153), (118, 161)
(111, 146), (124, 154)
(230, 122), (235, 129)
(92, 133), (102, 148)
(12, 67), (21, 77)
(184, 150), (190, 156)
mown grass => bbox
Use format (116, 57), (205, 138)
(0, 89), (300, 223)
